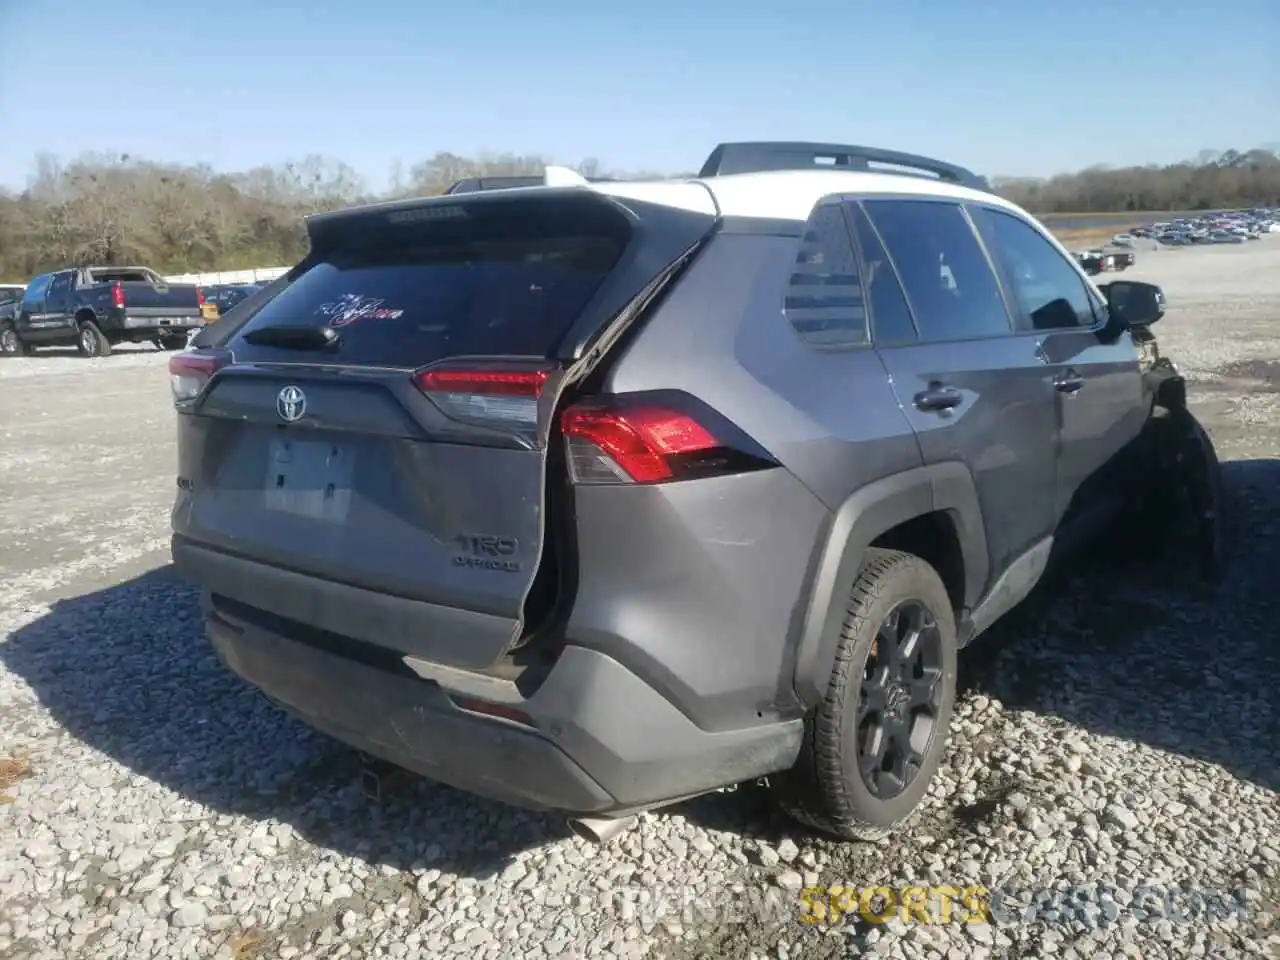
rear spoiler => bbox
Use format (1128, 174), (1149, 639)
(305, 175), (719, 254)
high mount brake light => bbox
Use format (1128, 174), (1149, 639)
(168, 349), (230, 404)
(560, 397), (776, 485)
(413, 367), (551, 434)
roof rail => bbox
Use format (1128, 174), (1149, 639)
(697, 142), (990, 191)
(443, 172), (620, 195)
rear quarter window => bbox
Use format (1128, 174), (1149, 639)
(783, 201), (868, 347)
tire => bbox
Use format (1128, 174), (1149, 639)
(77, 320), (112, 358)
(770, 548), (958, 840)
(1121, 408), (1233, 584)
(0, 323), (27, 357)
(157, 334), (187, 351)
(1162, 409), (1233, 583)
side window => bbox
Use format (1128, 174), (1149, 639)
(861, 199), (1012, 342)
(22, 275), (51, 307)
(970, 206), (1100, 331)
(783, 201), (868, 347)
(47, 272), (72, 300)
(846, 202), (917, 345)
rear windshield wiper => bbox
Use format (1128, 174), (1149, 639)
(241, 325), (341, 350)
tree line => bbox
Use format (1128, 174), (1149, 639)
(1, 146), (1277, 280)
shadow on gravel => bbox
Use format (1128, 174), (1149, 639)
(958, 456), (1280, 794)
(3, 459), (1276, 876)
(0, 566), (570, 877)
(7, 345), (163, 360)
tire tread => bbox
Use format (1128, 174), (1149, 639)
(772, 548), (955, 840)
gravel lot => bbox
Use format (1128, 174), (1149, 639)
(1, 240), (1277, 960)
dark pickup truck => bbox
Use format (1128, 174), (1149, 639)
(1075, 249), (1135, 276)
(0, 265), (204, 358)
(1107, 249), (1136, 271)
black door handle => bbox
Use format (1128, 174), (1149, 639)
(1054, 371), (1085, 394)
(914, 384), (963, 412)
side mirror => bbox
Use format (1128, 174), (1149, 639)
(1103, 280), (1166, 329)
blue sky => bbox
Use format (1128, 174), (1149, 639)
(1, 0), (1275, 192)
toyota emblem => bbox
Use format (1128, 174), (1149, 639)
(276, 385), (307, 423)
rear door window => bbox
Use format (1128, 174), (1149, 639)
(861, 199), (1012, 343)
(846, 202), (918, 345)
(231, 205), (629, 367)
(46, 272), (73, 304)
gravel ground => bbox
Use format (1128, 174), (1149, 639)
(1, 240), (1277, 960)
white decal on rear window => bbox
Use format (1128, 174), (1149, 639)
(316, 294), (406, 327)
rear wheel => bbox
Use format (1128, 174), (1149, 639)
(770, 548), (958, 840)
(77, 320), (112, 358)
(0, 323), (27, 357)
(157, 334), (187, 351)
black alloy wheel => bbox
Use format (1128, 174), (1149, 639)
(856, 599), (944, 800)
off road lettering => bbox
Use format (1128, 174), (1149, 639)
(456, 534), (518, 557)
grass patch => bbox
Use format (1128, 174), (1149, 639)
(229, 930), (266, 959)
(0, 751), (32, 803)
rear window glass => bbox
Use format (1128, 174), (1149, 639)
(90, 269), (156, 283)
(231, 208), (627, 367)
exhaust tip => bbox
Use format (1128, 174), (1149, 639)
(567, 814), (637, 845)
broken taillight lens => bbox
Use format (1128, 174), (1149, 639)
(168, 348), (231, 404)
(413, 365), (552, 435)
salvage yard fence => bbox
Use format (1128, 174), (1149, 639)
(162, 266), (290, 286)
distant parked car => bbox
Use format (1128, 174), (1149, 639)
(1208, 232), (1244, 244)
(202, 283), (263, 321)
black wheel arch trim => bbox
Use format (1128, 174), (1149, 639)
(789, 461), (989, 709)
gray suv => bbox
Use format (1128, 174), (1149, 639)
(169, 142), (1219, 843)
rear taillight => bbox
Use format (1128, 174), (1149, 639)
(413, 366), (551, 435)
(195, 286), (205, 307)
(560, 394), (778, 485)
(168, 348), (230, 404)
(111, 282), (125, 308)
